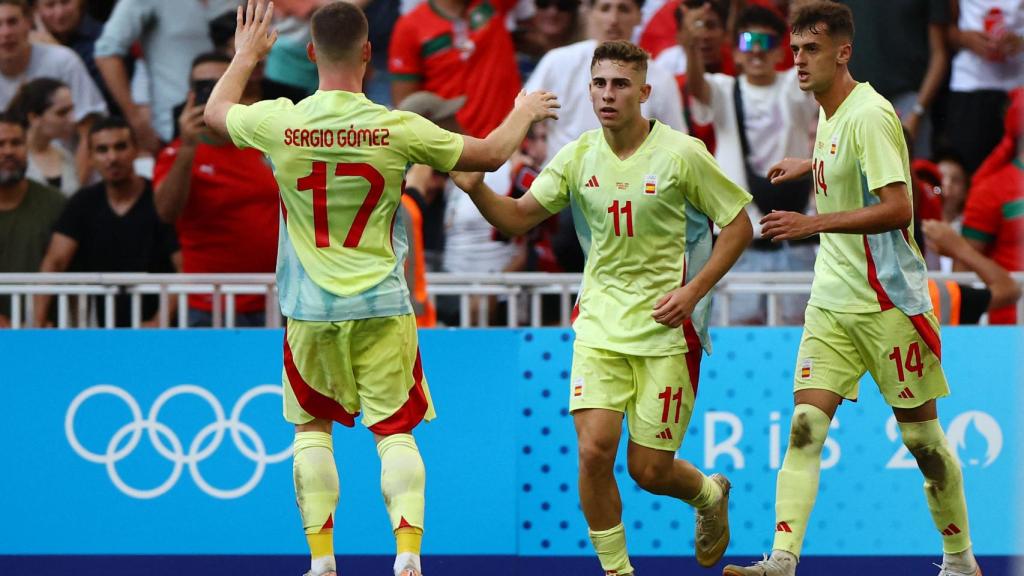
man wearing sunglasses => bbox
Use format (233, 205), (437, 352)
(683, 4), (818, 325)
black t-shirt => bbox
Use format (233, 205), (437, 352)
(55, 180), (178, 325)
(958, 285), (991, 325)
(844, 0), (950, 99)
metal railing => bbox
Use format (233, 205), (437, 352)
(1, 272), (1021, 329)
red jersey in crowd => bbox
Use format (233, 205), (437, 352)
(961, 159), (1024, 324)
(389, 0), (521, 138)
(154, 141), (280, 314)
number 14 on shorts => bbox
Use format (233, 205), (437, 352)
(889, 342), (924, 382)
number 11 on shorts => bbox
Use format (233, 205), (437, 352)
(659, 386), (683, 423)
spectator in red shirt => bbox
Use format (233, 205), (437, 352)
(389, 0), (522, 138)
(154, 52), (279, 327)
(959, 87), (1024, 324)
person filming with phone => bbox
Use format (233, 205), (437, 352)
(153, 52), (279, 327)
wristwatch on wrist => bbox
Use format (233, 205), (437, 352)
(911, 102), (926, 117)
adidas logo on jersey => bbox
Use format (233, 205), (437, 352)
(585, 175), (600, 188)
(776, 521), (793, 533)
(898, 387), (915, 399)
(656, 427), (673, 440)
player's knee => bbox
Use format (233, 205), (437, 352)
(899, 421), (960, 486)
(578, 436), (617, 478)
(787, 404), (829, 455)
(626, 456), (670, 494)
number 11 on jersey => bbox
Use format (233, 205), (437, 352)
(607, 199), (634, 237)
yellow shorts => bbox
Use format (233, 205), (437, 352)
(569, 342), (702, 452)
(282, 314), (435, 434)
(795, 305), (949, 408)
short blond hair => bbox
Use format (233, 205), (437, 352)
(591, 41), (649, 76)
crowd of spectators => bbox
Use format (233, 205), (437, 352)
(0, 0), (1020, 328)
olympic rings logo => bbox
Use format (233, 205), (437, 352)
(65, 384), (291, 500)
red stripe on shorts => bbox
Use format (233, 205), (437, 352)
(369, 348), (429, 436)
(908, 313), (942, 361)
(682, 319), (702, 396)
(283, 328), (357, 427)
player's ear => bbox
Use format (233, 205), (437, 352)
(306, 41), (317, 64)
(836, 40), (852, 66)
(639, 83), (652, 104)
(363, 40), (372, 64)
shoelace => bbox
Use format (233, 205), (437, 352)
(695, 509), (718, 538)
(933, 562), (976, 576)
(747, 554), (781, 574)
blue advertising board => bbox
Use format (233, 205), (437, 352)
(0, 328), (1020, 575)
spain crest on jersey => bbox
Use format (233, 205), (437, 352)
(644, 174), (658, 195)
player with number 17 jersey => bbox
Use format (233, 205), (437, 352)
(228, 92), (463, 323)
(227, 90), (465, 447)
(209, 3), (559, 575)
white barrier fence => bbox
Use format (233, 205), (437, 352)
(1, 272), (1022, 328)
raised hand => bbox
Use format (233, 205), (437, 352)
(678, 1), (712, 50)
(235, 0), (278, 62)
(767, 157), (812, 184)
(514, 89), (560, 123)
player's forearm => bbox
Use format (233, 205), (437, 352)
(812, 201), (912, 235)
(477, 108), (535, 171)
(465, 182), (536, 236)
(689, 209), (752, 299)
(205, 53), (260, 139)
(154, 146), (197, 223)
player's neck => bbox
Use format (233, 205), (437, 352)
(815, 70), (858, 119)
(603, 116), (651, 160)
(317, 64), (367, 94)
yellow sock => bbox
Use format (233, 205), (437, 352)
(589, 523), (634, 575)
(395, 526), (423, 555)
(900, 419), (973, 554)
(683, 471), (723, 510)
(307, 531), (333, 560)
(772, 403), (830, 558)
(294, 431), (339, 574)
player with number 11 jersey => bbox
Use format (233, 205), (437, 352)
(452, 40), (752, 576)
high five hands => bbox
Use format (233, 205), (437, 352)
(235, 0), (279, 62)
